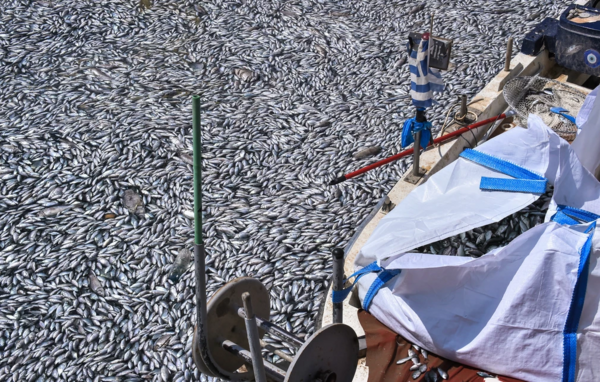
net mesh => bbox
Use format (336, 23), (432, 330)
(503, 76), (587, 142)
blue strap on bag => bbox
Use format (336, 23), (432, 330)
(459, 149), (548, 194)
(331, 261), (401, 313)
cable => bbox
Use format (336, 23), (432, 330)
(436, 98), (480, 156)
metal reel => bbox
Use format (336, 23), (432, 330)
(192, 277), (270, 380)
(285, 323), (358, 382)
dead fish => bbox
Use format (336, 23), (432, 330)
(408, 3), (425, 14)
(353, 146), (382, 160)
(424, 370), (440, 382)
(419, 364), (427, 373)
(154, 334), (171, 350)
(168, 248), (192, 283)
(160, 366), (170, 381)
(315, 44), (327, 56)
(39, 205), (71, 217)
(421, 348), (428, 359)
(477, 371), (496, 378)
(412, 370), (422, 380)
(410, 364), (420, 371)
(123, 189), (143, 214)
(139, 0), (152, 10)
(188, 62), (204, 71)
(234, 68), (254, 82)
(194, 4), (207, 15)
(282, 8), (299, 17)
(90, 67), (114, 82)
(527, 11), (541, 21)
(408, 348), (416, 357)
(89, 272), (105, 296)
(394, 56), (407, 69)
(180, 153), (194, 165)
(397, 356), (413, 365)
(490, 9), (513, 14)
(437, 367), (448, 380)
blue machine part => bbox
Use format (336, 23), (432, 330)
(521, 4), (600, 76)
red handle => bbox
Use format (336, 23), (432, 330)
(330, 112), (509, 185)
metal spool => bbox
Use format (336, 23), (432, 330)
(193, 277), (270, 380)
(193, 277), (359, 382)
(284, 324), (359, 382)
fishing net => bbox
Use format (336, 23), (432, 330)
(503, 76), (587, 142)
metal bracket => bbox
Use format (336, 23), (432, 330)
(404, 168), (427, 184)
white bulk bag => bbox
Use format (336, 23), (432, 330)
(572, 85), (600, 176)
(353, 116), (600, 381)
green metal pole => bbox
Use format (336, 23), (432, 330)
(192, 95), (203, 245)
(192, 96), (221, 377)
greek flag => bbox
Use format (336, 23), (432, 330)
(408, 36), (444, 108)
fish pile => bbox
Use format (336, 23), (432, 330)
(396, 344), (448, 381)
(0, 0), (570, 381)
(414, 189), (553, 257)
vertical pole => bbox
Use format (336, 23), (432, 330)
(412, 131), (421, 176)
(504, 37), (513, 71)
(459, 94), (467, 119)
(414, 14), (434, 178)
(332, 248), (344, 324)
(413, 108), (426, 177)
(242, 293), (268, 382)
(192, 96), (220, 376)
(427, 13), (434, 71)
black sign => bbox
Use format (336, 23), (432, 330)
(408, 32), (453, 71)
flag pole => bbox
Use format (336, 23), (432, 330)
(412, 14), (434, 177)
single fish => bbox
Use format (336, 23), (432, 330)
(353, 146), (381, 160)
(168, 249), (192, 283)
(89, 272), (105, 297)
(397, 356), (413, 365)
(437, 367), (448, 380)
(39, 205), (71, 217)
(408, 3), (425, 15)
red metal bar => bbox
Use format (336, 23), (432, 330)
(329, 111), (514, 185)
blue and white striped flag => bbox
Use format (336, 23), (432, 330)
(408, 35), (444, 108)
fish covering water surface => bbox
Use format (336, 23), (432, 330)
(0, 0), (572, 381)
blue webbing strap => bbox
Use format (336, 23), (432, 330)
(401, 115), (433, 149)
(552, 205), (600, 226)
(363, 268), (402, 313)
(552, 211), (580, 226)
(459, 149), (548, 194)
(479, 178), (547, 194)
(562, 222), (596, 382)
(331, 261), (381, 304)
(331, 261), (402, 312)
